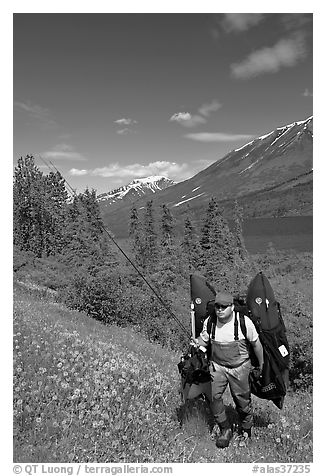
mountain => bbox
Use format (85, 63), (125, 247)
(97, 176), (175, 212)
(100, 116), (313, 237)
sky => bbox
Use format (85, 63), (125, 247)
(13, 11), (313, 195)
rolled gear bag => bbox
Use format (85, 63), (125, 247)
(246, 272), (290, 409)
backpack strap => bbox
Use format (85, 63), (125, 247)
(239, 313), (248, 340)
(207, 315), (216, 339)
(234, 312), (239, 340)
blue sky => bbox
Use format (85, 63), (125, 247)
(13, 11), (313, 194)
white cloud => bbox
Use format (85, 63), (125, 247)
(170, 112), (206, 127)
(114, 118), (138, 125)
(91, 161), (189, 179)
(222, 13), (265, 33)
(302, 88), (313, 97)
(170, 112), (192, 122)
(170, 100), (222, 128)
(184, 132), (254, 143)
(70, 168), (88, 176)
(231, 34), (307, 79)
(14, 100), (57, 127)
(198, 100), (222, 117)
(116, 128), (132, 135)
(42, 143), (86, 161)
(69, 160), (199, 183)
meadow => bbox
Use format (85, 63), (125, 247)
(13, 278), (313, 464)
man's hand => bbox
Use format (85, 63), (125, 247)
(251, 366), (263, 380)
(190, 338), (199, 348)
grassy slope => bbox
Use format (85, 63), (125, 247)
(13, 282), (312, 464)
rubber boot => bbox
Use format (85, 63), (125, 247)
(215, 419), (233, 448)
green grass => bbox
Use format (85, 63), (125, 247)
(13, 282), (312, 463)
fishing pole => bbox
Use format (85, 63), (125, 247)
(38, 156), (192, 339)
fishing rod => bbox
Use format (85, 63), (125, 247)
(38, 156), (192, 339)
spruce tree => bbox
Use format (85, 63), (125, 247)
(233, 199), (248, 261)
(13, 155), (69, 257)
(129, 205), (144, 267)
(182, 209), (200, 271)
(142, 200), (158, 270)
(200, 197), (237, 288)
(43, 171), (69, 255)
(160, 204), (174, 247)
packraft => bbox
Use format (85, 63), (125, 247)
(179, 272), (290, 409)
(245, 271), (290, 409)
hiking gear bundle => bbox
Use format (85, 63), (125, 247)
(178, 345), (212, 402)
(178, 345), (212, 386)
(181, 272), (290, 409)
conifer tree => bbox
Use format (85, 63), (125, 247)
(142, 200), (158, 270)
(13, 155), (42, 254)
(182, 210), (200, 271)
(59, 189), (109, 271)
(13, 155), (68, 257)
(200, 197), (237, 286)
(43, 171), (69, 254)
(233, 199), (248, 261)
(129, 205), (144, 267)
(160, 204), (174, 247)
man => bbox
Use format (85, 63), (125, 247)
(195, 291), (264, 448)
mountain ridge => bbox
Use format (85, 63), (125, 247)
(99, 116), (313, 237)
(98, 175), (175, 211)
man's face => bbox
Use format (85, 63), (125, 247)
(215, 303), (234, 321)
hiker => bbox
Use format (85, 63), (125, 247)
(194, 291), (264, 448)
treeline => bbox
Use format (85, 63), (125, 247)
(13, 155), (250, 341)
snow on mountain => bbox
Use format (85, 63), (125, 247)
(97, 176), (175, 208)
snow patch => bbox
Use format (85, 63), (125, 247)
(173, 193), (204, 207)
(234, 141), (254, 153)
(239, 159), (260, 175)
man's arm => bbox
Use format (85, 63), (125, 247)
(251, 337), (264, 370)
